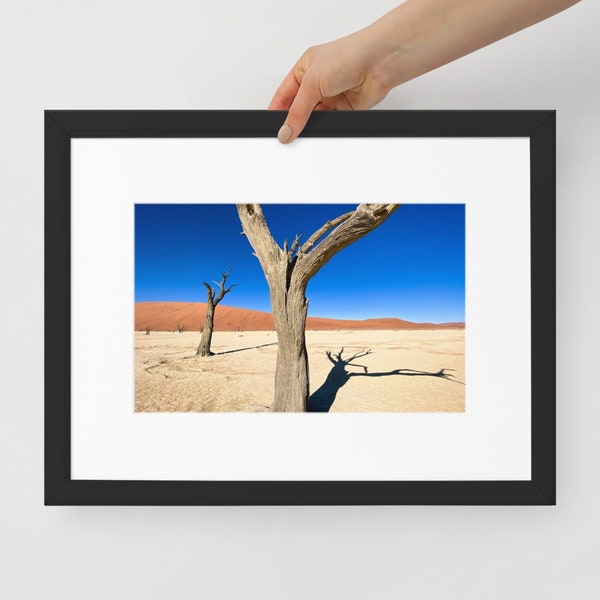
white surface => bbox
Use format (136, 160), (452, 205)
(71, 137), (531, 481)
(1, 0), (599, 598)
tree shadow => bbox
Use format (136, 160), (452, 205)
(308, 348), (463, 413)
(214, 342), (278, 356)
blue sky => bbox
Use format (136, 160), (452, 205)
(135, 204), (465, 323)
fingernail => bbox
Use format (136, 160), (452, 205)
(277, 124), (293, 144)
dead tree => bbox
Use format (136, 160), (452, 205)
(145, 327), (151, 335)
(196, 267), (237, 356)
(237, 203), (399, 412)
(176, 324), (186, 333)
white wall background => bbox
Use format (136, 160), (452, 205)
(1, 1), (598, 598)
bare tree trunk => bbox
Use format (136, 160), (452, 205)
(197, 300), (215, 356)
(196, 267), (236, 357)
(270, 280), (310, 412)
(237, 203), (399, 412)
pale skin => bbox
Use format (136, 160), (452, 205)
(270, 0), (581, 143)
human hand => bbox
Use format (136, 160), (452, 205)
(268, 30), (392, 144)
(269, 0), (580, 144)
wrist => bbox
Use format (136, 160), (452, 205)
(352, 16), (415, 93)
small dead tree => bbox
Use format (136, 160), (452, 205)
(237, 203), (399, 412)
(196, 267), (237, 356)
(176, 324), (186, 333)
(145, 326), (151, 335)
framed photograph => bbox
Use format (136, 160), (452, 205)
(45, 110), (555, 505)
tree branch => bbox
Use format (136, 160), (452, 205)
(300, 212), (354, 254)
(288, 234), (303, 262)
(295, 204), (400, 286)
(203, 267), (237, 306)
(203, 281), (215, 303)
(214, 267), (237, 305)
(236, 204), (282, 277)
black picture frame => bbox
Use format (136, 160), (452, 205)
(45, 110), (555, 506)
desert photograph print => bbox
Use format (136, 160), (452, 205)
(135, 203), (465, 413)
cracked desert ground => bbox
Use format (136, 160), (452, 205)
(135, 329), (465, 412)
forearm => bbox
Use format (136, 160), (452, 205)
(356, 0), (580, 90)
(270, 0), (580, 142)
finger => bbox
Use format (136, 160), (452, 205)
(277, 75), (321, 144)
(268, 69), (301, 111)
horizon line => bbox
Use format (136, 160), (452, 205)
(135, 300), (465, 326)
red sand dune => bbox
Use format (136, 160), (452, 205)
(135, 302), (465, 332)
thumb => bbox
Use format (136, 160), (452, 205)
(277, 75), (321, 144)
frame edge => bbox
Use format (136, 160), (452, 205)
(529, 111), (557, 504)
(44, 112), (72, 504)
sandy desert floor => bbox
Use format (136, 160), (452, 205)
(135, 329), (465, 412)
